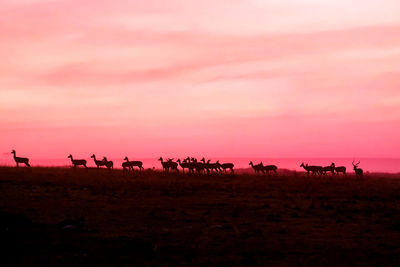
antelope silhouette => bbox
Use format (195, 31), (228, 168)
(352, 160), (363, 177)
(189, 158), (204, 174)
(11, 150), (30, 167)
(201, 158), (211, 174)
(91, 154), (106, 168)
(262, 162), (278, 175)
(122, 157), (143, 172)
(159, 157), (178, 172)
(249, 161), (264, 174)
(102, 157), (114, 170)
(323, 163), (335, 175)
(216, 161), (234, 174)
(177, 159), (192, 173)
(208, 160), (221, 173)
(300, 163), (323, 175)
(68, 154), (87, 168)
(333, 163), (346, 175)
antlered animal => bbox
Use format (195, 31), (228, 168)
(352, 160), (363, 177)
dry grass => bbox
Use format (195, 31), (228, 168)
(1, 167), (400, 266)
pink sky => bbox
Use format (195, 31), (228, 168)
(1, 0), (400, 161)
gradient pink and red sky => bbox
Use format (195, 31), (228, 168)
(1, 0), (400, 161)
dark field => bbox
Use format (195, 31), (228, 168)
(1, 167), (400, 266)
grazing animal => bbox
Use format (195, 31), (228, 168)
(333, 163), (346, 175)
(158, 157), (178, 172)
(91, 154), (106, 168)
(352, 160), (363, 177)
(102, 157), (114, 170)
(262, 163), (278, 175)
(11, 150), (31, 167)
(249, 161), (264, 174)
(300, 163), (323, 175)
(323, 163), (335, 175)
(68, 154), (87, 168)
(217, 161), (234, 174)
(122, 157), (143, 172)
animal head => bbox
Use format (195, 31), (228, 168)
(331, 162), (335, 167)
(158, 157), (163, 161)
(103, 157), (108, 161)
(300, 162), (305, 167)
(68, 154), (72, 158)
(11, 150), (15, 154)
(124, 156), (128, 161)
(91, 154), (95, 158)
(249, 161), (253, 165)
(352, 160), (360, 170)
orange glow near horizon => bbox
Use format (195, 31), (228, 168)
(1, 0), (400, 162)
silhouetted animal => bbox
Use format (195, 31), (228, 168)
(262, 163), (278, 175)
(177, 159), (192, 173)
(201, 158), (211, 173)
(159, 157), (178, 172)
(323, 163), (335, 175)
(91, 154), (106, 168)
(68, 154), (87, 168)
(300, 163), (323, 175)
(352, 160), (363, 177)
(102, 157), (113, 170)
(249, 161), (264, 174)
(333, 163), (346, 175)
(217, 161), (234, 174)
(122, 157), (143, 172)
(11, 150), (30, 167)
(208, 160), (221, 173)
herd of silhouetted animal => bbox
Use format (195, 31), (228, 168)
(9, 150), (365, 177)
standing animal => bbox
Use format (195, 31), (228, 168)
(177, 159), (192, 173)
(216, 161), (234, 174)
(102, 157), (114, 170)
(201, 158), (211, 174)
(333, 163), (346, 175)
(91, 154), (106, 168)
(323, 163), (335, 175)
(300, 163), (323, 175)
(249, 161), (264, 174)
(262, 163), (278, 175)
(122, 157), (143, 172)
(158, 157), (178, 172)
(352, 160), (363, 177)
(208, 160), (221, 173)
(11, 150), (31, 167)
(68, 154), (87, 168)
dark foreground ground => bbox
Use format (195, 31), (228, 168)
(1, 167), (400, 266)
